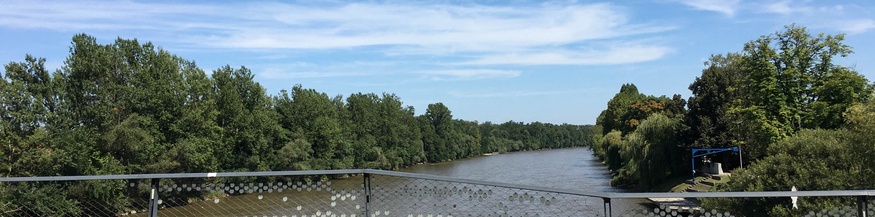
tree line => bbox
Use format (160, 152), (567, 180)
(0, 34), (592, 215)
(591, 24), (875, 216)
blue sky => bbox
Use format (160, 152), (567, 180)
(1, 0), (874, 125)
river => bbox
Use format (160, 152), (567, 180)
(401, 147), (623, 192)
(147, 147), (644, 216)
(398, 147), (643, 214)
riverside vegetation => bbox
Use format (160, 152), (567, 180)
(591, 24), (875, 216)
(0, 34), (592, 215)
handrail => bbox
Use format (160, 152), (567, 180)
(0, 169), (365, 182)
(2, 169), (874, 199)
(606, 190), (875, 199)
(364, 169), (612, 198)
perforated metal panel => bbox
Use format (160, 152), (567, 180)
(2, 170), (875, 217)
(153, 176), (366, 216)
(367, 174), (604, 216)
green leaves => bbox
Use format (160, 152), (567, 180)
(593, 24), (874, 199)
(705, 128), (868, 216)
(1, 33), (594, 215)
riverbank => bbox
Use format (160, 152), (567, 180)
(643, 173), (732, 212)
(650, 173), (732, 193)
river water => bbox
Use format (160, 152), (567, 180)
(401, 147), (622, 192)
(398, 147), (643, 215)
(146, 147), (643, 216)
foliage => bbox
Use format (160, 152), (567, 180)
(0, 34), (592, 215)
(593, 84), (689, 190)
(610, 114), (685, 190)
(592, 24), (874, 198)
(702, 127), (873, 216)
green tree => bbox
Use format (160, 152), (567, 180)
(213, 66), (281, 172)
(725, 24), (867, 160)
(280, 85), (346, 169)
(805, 67), (872, 129)
(0, 33), (595, 215)
(422, 103), (456, 162)
(597, 84), (646, 135)
(703, 129), (863, 216)
(704, 97), (875, 216)
(611, 114), (685, 190)
(686, 54), (743, 149)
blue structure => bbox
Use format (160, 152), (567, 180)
(691, 147), (742, 181)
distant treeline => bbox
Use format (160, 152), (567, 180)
(0, 34), (591, 215)
(592, 24), (875, 216)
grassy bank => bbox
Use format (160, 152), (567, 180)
(650, 174), (731, 193)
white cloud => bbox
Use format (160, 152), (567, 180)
(836, 19), (875, 35)
(759, 0), (823, 16)
(419, 69), (521, 80)
(198, 3), (656, 52)
(0, 1), (673, 67)
(675, 0), (741, 17)
(0, 1), (225, 31)
(259, 69), (366, 79)
(255, 61), (396, 79)
(752, 1), (875, 34)
(763, 1), (794, 14)
(449, 89), (578, 98)
(464, 45), (672, 65)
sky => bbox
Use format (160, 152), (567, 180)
(1, 0), (874, 125)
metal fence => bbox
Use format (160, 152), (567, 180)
(0, 169), (873, 217)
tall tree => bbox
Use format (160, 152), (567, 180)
(725, 24), (869, 160)
(686, 54), (743, 149)
(597, 84), (646, 135)
(422, 103), (455, 162)
(213, 66), (281, 171)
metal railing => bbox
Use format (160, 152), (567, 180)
(1, 169), (873, 216)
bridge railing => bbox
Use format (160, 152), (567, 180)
(1, 169), (873, 216)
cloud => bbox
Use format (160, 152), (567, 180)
(0, 1), (225, 31)
(759, 1), (826, 16)
(753, 1), (874, 34)
(193, 2), (664, 52)
(0, 1), (672, 62)
(255, 61), (401, 79)
(836, 19), (875, 35)
(464, 45), (672, 65)
(419, 69), (521, 80)
(762, 1), (795, 15)
(675, 0), (740, 17)
(449, 89), (579, 98)
(259, 70), (366, 79)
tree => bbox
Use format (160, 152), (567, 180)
(702, 89), (875, 216)
(0, 33), (596, 215)
(702, 129), (865, 216)
(422, 103), (456, 162)
(212, 66), (281, 172)
(686, 54), (743, 149)
(611, 114), (685, 190)
(725, 24), (868, 160)
(597, 84), (645, 135)
(805, 67), (872, 129)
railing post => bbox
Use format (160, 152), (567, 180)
(363, 173), (371, 217)
(148, 178), (159, 217)
(858, 196), (869, 217)
(603, 197), (612, 217)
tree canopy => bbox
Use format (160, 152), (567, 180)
(0, 34), (592, 215)
(591, 24), (874, 215)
